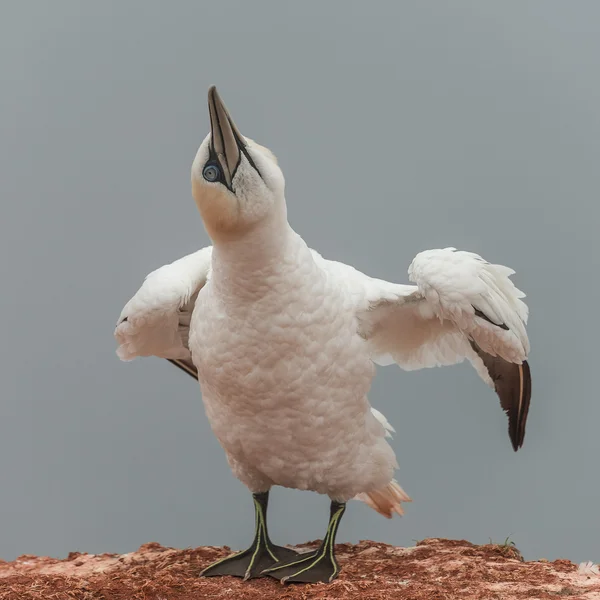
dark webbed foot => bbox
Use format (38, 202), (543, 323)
(261, 548), (339, 584)
(201, 541), (298, 580)
(262, 501), (346, 584)
(200, 492), (299, 580)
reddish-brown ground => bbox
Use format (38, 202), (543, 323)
(1, 538), (599, 600)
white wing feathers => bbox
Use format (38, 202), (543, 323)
(360, 247), (529, 368)
(357, 247), (531, 451)
(114, 247), (212, 363)
(410, 248), (529, 357)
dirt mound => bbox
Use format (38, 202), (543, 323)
(1, 538), (599, 599)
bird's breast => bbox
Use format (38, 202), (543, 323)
(189, 268), (373, 417)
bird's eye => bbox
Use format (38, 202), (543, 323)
(203, 164), (220, 182)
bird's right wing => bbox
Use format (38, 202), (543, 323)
(114, 246), (213, 379)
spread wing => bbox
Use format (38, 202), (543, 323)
(114, 246), (212, 378)
(348, 247), (531, 451)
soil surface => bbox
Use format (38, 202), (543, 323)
(1, 538), (599, 600)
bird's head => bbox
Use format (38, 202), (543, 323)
(191, 86), (286, 241)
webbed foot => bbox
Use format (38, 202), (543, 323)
(200, 492), (299, 580)
(262, 501), (346, 584)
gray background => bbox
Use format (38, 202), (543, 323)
(1, 0), (598, 564)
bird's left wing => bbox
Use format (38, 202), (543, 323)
(114, 246), (213, 379)
(352, 247), (531, 451)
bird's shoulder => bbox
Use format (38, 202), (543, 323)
(308, 248), (417, 309)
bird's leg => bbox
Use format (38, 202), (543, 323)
(262, 500), (346, 584)
(200, 491), (299, 581)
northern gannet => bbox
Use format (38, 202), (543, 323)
(114, 86), (531, 584)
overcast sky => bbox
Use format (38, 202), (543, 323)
(1, 0), (599, 564)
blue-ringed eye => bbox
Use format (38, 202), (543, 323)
(203, 164), (220, 182)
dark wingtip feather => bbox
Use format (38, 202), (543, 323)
(511, 360), (531, 452)
(167, 358), (199, 380)
(470, 342), (532, 453)
(506, 360), (531, 452)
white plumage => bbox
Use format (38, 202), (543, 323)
(114, 86), (531, 583)
(116, 241), (530, 508)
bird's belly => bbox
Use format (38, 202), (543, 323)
(189, 303), (384, 493)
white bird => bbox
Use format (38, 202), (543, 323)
(114, 86), (531, 584)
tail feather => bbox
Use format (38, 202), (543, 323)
(354, 480), (411, 518)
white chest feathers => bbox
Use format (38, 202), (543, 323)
(190, 249), (373, 411)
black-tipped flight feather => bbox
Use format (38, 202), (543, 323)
(470, 341), (531, 451)
(168, 358), (198, 380)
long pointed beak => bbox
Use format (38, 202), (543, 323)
(207, 86), (247, 188)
